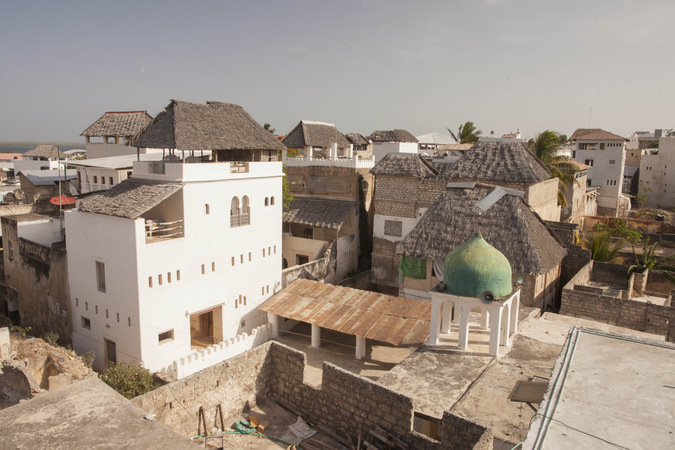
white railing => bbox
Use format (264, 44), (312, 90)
(161, 324), (271, 379)
(283, 154), (375, 168)
(145, 219), (184, 242)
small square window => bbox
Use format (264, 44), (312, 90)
(248, 252), (251, 261)
(76, 298), (79, 307)
(158, 329), (174, 343)
(263, 248), (266, 257)
(93, 176), (98, 184)
(105, 309), (109, 319)
(81, 316), (91, 330)
(95, 305), (98, 314)
(116, 313), (120, 323)
(128, 317), (131, 327)
(101, 177), (106, 185)
(231, 257), (235, 266)
(240, 254), (244, 264)
(85, 301), (88, 311)
(177, 270), (181, 281)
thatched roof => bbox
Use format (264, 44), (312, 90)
(131, 100), (286, 151)
(396, 183), (566, 274)
(345, 133), (369, 147)
(25, 145), (66, 159)
(368, 129), (418, 143)
(79, 179), (182, 219)
(282, 121), (351, 148)
(370, 153), (438, 177)
(283, 198), (353, 229)
(439, 140), (552, 183)
(416, 131), (456, 145)
(569, 128), (627, 142)
(81, 111), (153, 137)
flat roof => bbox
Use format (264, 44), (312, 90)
(259, 279), (431, 346)
(0, 377), (194, 449)
(524, 327), (675, 449)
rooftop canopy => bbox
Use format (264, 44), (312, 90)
(259, 279), (431, 346)
(80, 111), (153, 138)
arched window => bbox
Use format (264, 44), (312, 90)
(270, 196), (275, 206)
(242, 196), (250, 214)
(230, 197), (239, 216)
(265, 197), (269, 206)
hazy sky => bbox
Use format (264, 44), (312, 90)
(1, 0), (673, 142)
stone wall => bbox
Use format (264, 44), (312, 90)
(135, 341), (492, 449)
(337, 270), (372, 290)
(560, 261), (675, 341)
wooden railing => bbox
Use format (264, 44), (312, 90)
(230, 213), (250, 227)
(145, 219), (184, 242)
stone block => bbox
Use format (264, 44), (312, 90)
(47, 373), (73, 391)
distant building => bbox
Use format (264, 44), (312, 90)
(67, 153), (166, 194)
(569, 128), (630, 217)
(80, 111), (153, 159)
(66, 100), (285, 377)
(13, 145), (67, 175)
(368, 129), (418, 162)
(18, 169), (77, 212)
(345, 133), (373, 159)
(638, 136), (675, 208)
(556, 160), (595, 225)
(281, 120), (372, 282)
(415, 131), (456, 155)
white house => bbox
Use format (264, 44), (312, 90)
(638, 136), (675, 208)
(66, 100), (285, 378)
(569, 128), (630, 217)
(13, 145), (67, 175)
(80, 111), (154, 159)
(68, 153), (166, 194)
(368, 129), (419, 162)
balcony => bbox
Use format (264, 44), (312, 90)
(145, 219), (184, 242)
(230, 213), (250, 228)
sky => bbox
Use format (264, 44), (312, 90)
(1, 0), (673, 143)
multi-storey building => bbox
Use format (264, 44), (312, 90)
(639, 136), (675, 209)
(66, 100), (285, 376)
(569, 128), (630, 216)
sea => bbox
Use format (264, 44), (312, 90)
(0, 143), (84, 153)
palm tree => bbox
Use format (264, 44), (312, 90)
(447, 121), (481, 144)
(628, 238), (675, 282)
(528, 130), (577, 207)
(584, 232), (623, 263)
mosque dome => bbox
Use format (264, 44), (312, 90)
(443, 232), (512, 298)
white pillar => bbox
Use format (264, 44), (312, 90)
(440, 299), (452, 333)
(311, 324), (321, 348)
(348, 144), (354, 158)
(501, 306), (511, 348)
(480, 308), (489, 330)
(267, 313), (279, 338)
(331, 143), (338, 160)
(510, 291), (520, 335)
(458, 304), (470, 351)
(428, 297), (442, 345)
(489, 309), (501, 356)
(306, 146), (313, 161)
(355, 336), (366, 359)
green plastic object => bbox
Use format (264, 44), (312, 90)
(444, 233), (512, 298)
(398, 255), (428, 279)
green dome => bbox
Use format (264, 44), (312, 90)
(443, 233), (512, 298)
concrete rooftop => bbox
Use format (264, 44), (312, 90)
(524, 327), (675, 449)
(0, 377), (195, 449)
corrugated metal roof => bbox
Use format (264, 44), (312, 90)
(259, 279), (431, 346)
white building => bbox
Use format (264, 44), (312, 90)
(569, 128), (630, 217)
(368, 129), (419, 162)
(416, 131), (456, 155)
(638, 136), (675, 208)
(68, 153), (166, 194)
(66, 100), (285, 377)
(80, 111), (154, 159)
(13, 145), (67, 175)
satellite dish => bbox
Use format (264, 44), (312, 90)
(14, 189), (24, 201)
(481, 290), (495, 304)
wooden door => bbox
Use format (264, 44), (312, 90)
(105, 339), (117, 367)
(200, 312), (214, 341)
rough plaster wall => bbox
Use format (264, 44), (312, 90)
(1, 221), (70, 344)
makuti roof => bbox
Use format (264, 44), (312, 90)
(569, 128), (628, 142)
(345, 133), (370, 147)
(25, 145), (66, 159)
(81, 111), (154, 137)
(259, 279), (431, 346)
(396, 183), (566, 274)
(283, 198), (354, 230)
(370, 153), (438, 177)
(79, 178), (182, 219)
(439, 140), (552, 183)
(282, 120), (351, 148)
(368, 129), (418, 143)
(131, 100), (286, 152)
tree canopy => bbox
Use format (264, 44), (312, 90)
(528, 130), (577, 207)
(447, 121), (481, 144)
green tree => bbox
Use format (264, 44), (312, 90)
(528, 130), (577, 207)
(628, 238), (675, 282)
(263, 123), (276, 134)
(584, 232), (623, 263)
(282, 167), (294, 209)
(447, 121), (482, 144)
(100, 362), (157, 399)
